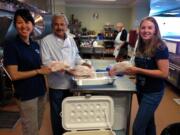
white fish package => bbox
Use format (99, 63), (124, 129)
(112, 61), (133, 73)
(62, 96), (115, 135)
(74, 72), (116, 86)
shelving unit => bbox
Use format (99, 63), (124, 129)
(68, 14), (81, 35)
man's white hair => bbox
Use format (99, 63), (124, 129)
(52, 13), (69, 26)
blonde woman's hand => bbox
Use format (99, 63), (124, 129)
(109, 67), (118, 76)
(124, 66), (139, 75)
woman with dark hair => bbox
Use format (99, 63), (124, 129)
(3, 9), (52, 135)
(110, 16), (169, 135)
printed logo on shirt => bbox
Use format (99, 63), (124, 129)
(138, 76), (146, 86)
(35, 49), (40, 54)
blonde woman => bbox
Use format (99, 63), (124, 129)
(110, 17), (169, 135)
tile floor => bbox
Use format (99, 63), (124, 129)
(0, 83), (179, 135)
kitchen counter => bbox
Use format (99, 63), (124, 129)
(73, 73), (135, 93)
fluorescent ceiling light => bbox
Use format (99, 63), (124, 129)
(164, 12), (179, 15)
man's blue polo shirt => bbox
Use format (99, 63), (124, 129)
(3, 36), (46, 101)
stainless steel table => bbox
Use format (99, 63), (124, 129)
(71, 59), (136, 135)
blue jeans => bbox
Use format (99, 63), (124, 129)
(133, 90), (164, 135)
(49, 89), (72, 135)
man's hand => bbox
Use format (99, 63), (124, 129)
(81, 62), (92, 68)
(48, 61), (70, 72)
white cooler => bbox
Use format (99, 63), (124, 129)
(62, 96), (115, 135)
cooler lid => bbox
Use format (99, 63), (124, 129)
(62, 96), (114, 131)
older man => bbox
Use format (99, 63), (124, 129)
(113, 22), (128, 62)
(40, 14), (86, 135)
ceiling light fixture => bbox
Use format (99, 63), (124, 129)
(164, 12), (179, 15)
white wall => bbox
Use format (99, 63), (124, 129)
(52, 0), (66, 14)
(51, 1), (150, 33)
(130, 0), (150, 29)
(66, 6), (131, 33)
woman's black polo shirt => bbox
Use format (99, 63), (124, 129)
(135, 45), (169, 93)
(3, 36), (46, 101)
